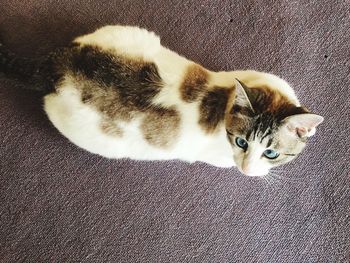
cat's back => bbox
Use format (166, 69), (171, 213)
(43, 25), (217, 162)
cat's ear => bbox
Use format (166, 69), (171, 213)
(233, 79), (255, 112)
(282, 113), (324, 138)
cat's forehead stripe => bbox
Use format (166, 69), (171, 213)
(260, 128), (273, 144)
(266, 137), (273, 148)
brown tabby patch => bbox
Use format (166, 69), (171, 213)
(180, 64), (209, 102)
(199, 87), (233, 133)
(61, 45), (181, 147)
(141, 107), (181, 148)
(77, 78), (134, 121)
(100, 119), (123, 137)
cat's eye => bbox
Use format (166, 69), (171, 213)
(235, 137), (248, 149)
(263, 149), (279, 159)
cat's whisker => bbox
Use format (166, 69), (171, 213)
(261, 176), (272, 186)
(259, 171), (284, 187)
(271, 169), (285, 174)
(262, 175), (271, 184)
(268, 169), (299, 183)
(260, 173), (280, 187)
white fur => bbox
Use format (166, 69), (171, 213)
(75, 25), (161, 59)
(44, 25), (301, 170)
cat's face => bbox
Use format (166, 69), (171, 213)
(226, 80), (323, 176)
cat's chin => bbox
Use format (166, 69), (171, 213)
(237, 167), (268, 177)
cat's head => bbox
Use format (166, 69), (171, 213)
(225, 79), (323, 176)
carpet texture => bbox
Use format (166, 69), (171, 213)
(0, 1), (349, 262)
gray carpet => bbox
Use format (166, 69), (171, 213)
(0, 0), (349, 262)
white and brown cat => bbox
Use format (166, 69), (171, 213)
(0, 25), (323, 176)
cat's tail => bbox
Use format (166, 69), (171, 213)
(0, 41), (56, 93)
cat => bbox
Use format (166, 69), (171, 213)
(0, 25), (323, 176)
